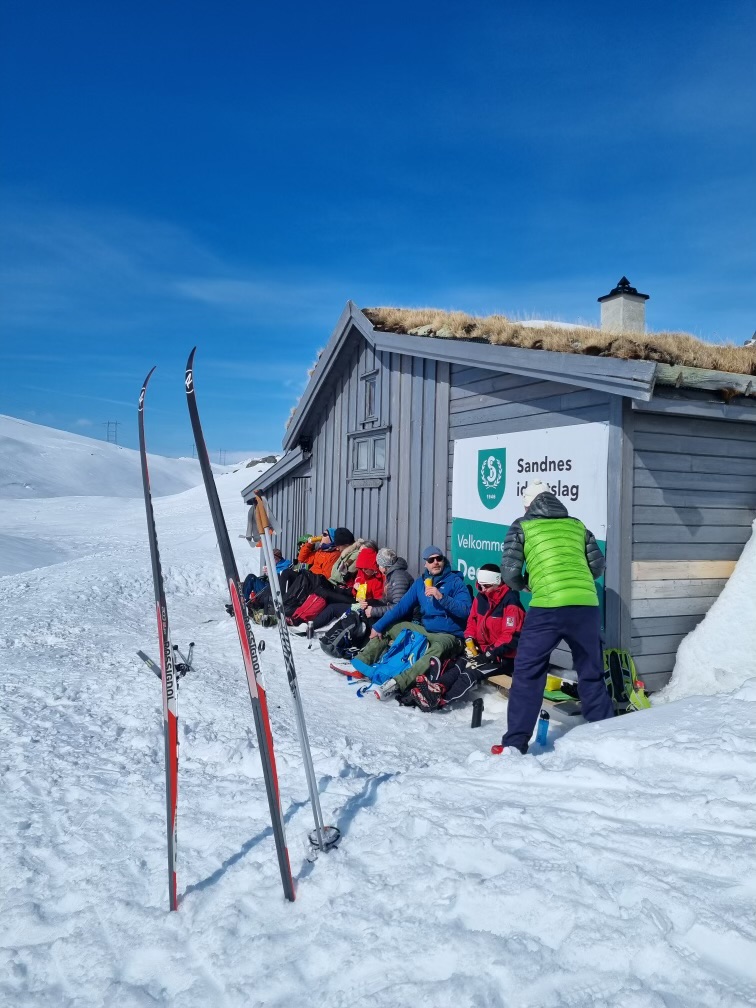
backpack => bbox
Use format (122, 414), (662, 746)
(352, 628), (429, 685)
(290, 593), (327, 624)
(281, 569), (317, 618)
(319, 611), (369, 659)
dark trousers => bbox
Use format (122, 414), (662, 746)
(501, 606), (613, 752)
(311, 602), (351, 630)
(432, 655), (514, 704)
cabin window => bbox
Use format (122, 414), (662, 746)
(350, 431), (388, 477)
(364, 376), (376, 420)
(360, 370), (379, 422)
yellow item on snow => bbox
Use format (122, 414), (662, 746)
(545, 674), (563, 692)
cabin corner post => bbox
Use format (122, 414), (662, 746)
(605, 396), (634, 651)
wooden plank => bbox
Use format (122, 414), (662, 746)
(633, 431), (756, 459)
(633, 487), (755, 509)
(634, 451), (756, 477)
(654, 363), (755, 394)
(605, 396), (632, 651)
(632, 396), (756, 424)
(449, 379), (580, 414)
(635, 670), (672, 691)
(632, 413), (756, 443)
(632, 578), (729, 599)
(632, 614), (704, 637)
(433, 360), (451, 549)
(372, 329), (657, 399)
(633, 542), (746, 560)
(450, 404), (610, 441)
(631, 634), (688, 656)
(632, 560), (737, 580)
(634, 653), (678, 677)
(448, 388), (602, 428)
(633, 505), (756, 526)
(633, 524), (752, 545)
(632, 596), (718, 618)
(449, 371), (540, 400)
(634, 470), (756, 493)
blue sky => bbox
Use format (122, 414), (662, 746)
(1, 0), (754, 457)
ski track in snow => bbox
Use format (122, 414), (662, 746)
(2, 468), (756, 1007)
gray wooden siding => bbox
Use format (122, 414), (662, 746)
(630, 410), (756, 688)
(448, 365), (612, 671)
(262, 471), (311, 561)
(295, 326), (450, 570)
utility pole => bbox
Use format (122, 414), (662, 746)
(217, 449), (227, 465)
(103, 421), (120, 444)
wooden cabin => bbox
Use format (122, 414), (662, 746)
(242, 299), (756, 690)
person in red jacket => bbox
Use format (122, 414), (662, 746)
(411, 564), (524, 710)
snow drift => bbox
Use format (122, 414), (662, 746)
(659, 519), (756, 702)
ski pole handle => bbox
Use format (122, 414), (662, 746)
(254, 492), (272, 536)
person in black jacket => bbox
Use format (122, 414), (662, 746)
(360, 549), (415, 623)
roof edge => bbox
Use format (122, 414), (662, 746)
(283, 301), (375, 450)
(371, 329), (657, 401)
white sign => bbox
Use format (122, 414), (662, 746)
(451, 423), (609, 584)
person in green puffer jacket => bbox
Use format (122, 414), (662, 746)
(494, 480), (614, 755)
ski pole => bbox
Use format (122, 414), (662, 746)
(253, 492), (340, 852)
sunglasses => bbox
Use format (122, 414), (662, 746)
(426, 555), (443, 563)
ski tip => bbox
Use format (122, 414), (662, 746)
(139, 366), (157, 407)
(186, 346), (197, 371)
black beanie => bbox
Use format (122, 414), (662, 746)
(332, 527), (355, 546)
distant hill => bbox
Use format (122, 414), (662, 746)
(0, 415), (233, 499)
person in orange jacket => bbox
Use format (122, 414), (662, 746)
(297, 527), (355, 579)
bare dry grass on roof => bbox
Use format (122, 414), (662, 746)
(363, 307), (756, 376)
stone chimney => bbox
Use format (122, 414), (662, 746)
(598, 277), (649, 333)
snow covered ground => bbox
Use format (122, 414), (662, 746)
(2, 422), (756, 1007)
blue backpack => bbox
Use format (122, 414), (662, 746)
(352, 629), (429, 685)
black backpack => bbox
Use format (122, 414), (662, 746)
(281, 569), (317, 618)
(320, 611), (369, 659)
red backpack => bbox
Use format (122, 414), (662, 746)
(290, 593), (327, 624)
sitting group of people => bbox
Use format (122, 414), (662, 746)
(245, 527), (526, 712)
(243, 478), (613, 752)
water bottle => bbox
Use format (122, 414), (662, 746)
(471, 697), (483, 728)
(536, 709), (550, 745)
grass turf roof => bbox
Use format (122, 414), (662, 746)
(363, 307), (756, 377)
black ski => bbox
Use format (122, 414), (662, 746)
(184, 347), (295, 902)
(138, 368), (180, 911)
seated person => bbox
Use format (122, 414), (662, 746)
(242, 549), (292, 603)
(410, 563), (524, 710)
(277, 527), (356, 605)
(291, 546), (385, 633)
(360, 549), (415, 623)
(350, 545), (471, 700)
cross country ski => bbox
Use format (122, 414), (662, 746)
(184, 347), (295, 902)
(138, 367), (180, 911)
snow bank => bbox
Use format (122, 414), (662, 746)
(0, 414), (208, 499)
(658, 520), (756, 702)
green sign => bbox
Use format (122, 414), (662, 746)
(477, 448), (506, 509)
